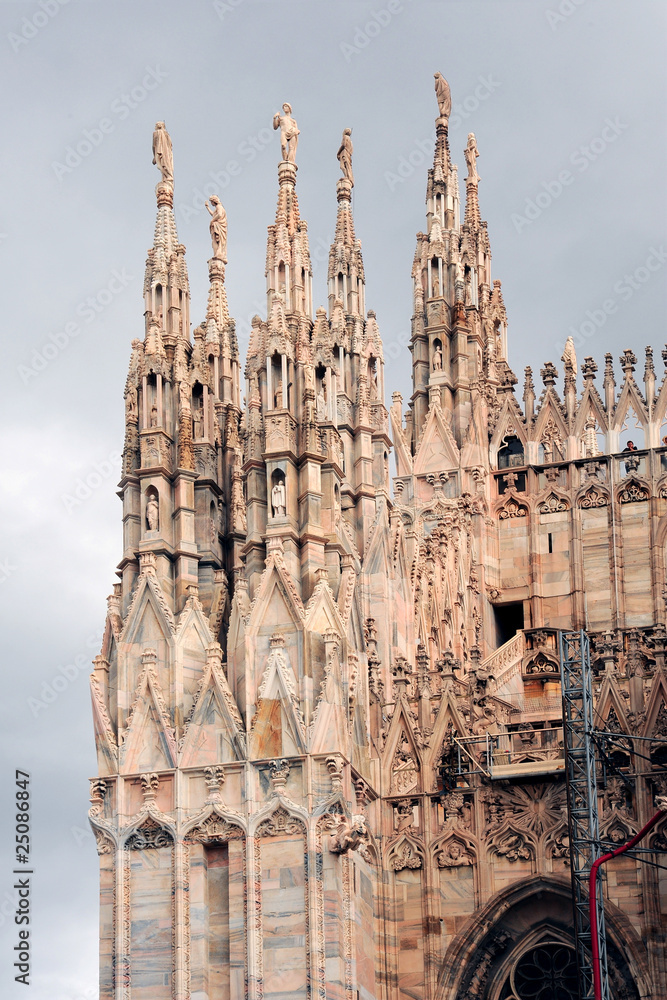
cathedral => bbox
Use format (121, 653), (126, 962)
(88, 77), (667, 1000)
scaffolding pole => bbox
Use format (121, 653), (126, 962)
(559, 630), (610, 1000)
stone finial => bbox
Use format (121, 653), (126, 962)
(140, 773), (160, 801)
(645, 346), (655, 377)
(139, 551), (157, 575)
(268, 758), (290, 792)
(620, 349), (637, 374)
(540, 362), (558, 386)
(90, 779), (107, 809)
(392, 655), (412, 695)
(203, 765), (225, 802)
(325, 755), (344, 791)
(93, 654), (110, 676)
(141, 647), (157, 667)
(582, 356), (598, 381)
(354, 778), (370, 810)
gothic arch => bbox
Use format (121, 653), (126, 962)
(435, 875), (649, 1000)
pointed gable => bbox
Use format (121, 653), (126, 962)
(413, 403), (460, 475)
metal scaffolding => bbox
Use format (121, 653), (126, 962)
(559, 630), (610, 1000)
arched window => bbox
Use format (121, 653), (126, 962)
(498, 436), (525, 469)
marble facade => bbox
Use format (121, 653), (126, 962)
(89, 80), (667, 999)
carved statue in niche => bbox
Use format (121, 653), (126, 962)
(316, 385), (327, 421)
(150, 405), (158, 427)
(337, 127), (354, 186)
(273, 103), (299, 163)
(205, 195), (228, 263)
(271, 479), (286, 517)
(146, 495), (159, 531)
(432, 273), (440, 298)
(370, 363), (379, 400)
(192, 405), (203, 440)
(436, 840), (473, 867)
(152, 121), (173, 183)
(274, 380), (283, 409)
(433, 345), (443, 371)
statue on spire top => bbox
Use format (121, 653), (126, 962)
(337, 128), (354, 186)
(464, 133), (479, 185)
(273, 103), (300, 163)
(205, 195), (228, 263)
(434, 72), (451, 120)
(152, 121), (173, 183)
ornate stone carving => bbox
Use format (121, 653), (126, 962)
(388, 837), (423, 871)
(329, 814), (368, 854)
(186, 814), (244, 844)
(126, 816), (173, 850)
(257, 806), (305, 838)
(579, 485), (608, 508)
(618, 480), (650, 503)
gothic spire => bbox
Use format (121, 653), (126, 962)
(328, 133), (365, 318)
(265, 103), (313, 323)
(144, 122), (190, 343)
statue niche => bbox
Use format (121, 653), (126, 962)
(145, 488), (159, 532)
(271, 469), (286, 518)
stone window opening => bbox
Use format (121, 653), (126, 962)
(498, 435), (525, 470)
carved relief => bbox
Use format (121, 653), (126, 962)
(126, 816), (173, 850)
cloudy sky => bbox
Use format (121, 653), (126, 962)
(0, 1), (665, 996)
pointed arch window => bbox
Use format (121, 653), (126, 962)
(498, 436), (525, 470)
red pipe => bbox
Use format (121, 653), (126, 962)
(589, 809), (665, 1000)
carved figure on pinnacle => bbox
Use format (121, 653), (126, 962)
(434, 72), (451, 119)
(205, 195), (228, 263)
(152, 121), (173, 183)
(337, 127), (354, 186)
(273, 103), (300, 163)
